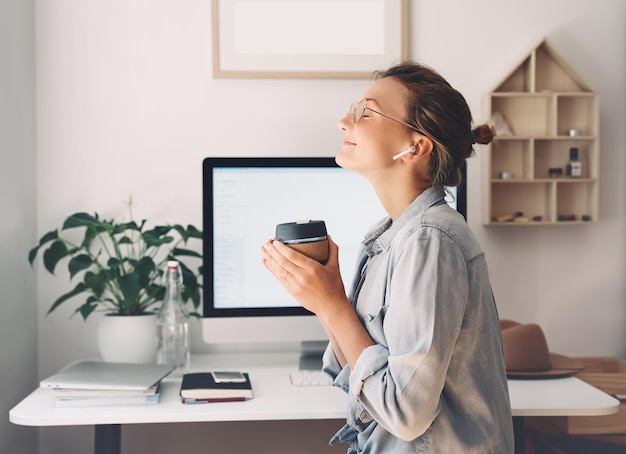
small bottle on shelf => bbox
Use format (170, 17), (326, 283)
(156, 260), (190, 375)
(566, 147), (582, 178)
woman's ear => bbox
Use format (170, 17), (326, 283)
(405, 135), (433, 160)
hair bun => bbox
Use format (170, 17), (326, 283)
(472, 125), (495, 145)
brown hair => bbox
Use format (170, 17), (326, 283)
(375, 61), (494, 187)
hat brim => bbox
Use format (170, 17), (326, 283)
(506, 353), (584, 379)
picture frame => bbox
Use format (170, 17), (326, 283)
(211, 0), (408, 79)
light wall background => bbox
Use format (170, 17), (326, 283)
(2, 0), (624, 453)
(1, 0), (38, 453)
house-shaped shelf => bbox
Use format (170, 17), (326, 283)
(483, 39), (599, 226)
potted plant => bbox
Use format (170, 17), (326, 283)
(28, 201), (202, 363)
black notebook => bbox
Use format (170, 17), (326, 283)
(180, 372), (253, 404)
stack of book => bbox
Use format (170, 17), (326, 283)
(40, 360), (175, 408)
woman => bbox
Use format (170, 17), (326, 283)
(261, 61), (513, 453)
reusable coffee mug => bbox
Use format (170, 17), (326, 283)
(275, 220), (329, 263)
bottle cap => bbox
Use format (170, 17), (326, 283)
(167, 260), (179, 269)
(275, 220), (327, 243)
(569, 147), (579, 160)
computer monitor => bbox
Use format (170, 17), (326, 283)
(202, 157), (466, 351)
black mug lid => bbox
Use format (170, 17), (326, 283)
(276, 220), (327, 241)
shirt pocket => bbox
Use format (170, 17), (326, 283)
(365, 304), (389, 347)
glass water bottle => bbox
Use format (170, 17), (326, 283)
(156, 260), (190, 374)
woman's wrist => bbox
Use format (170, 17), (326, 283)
(318, 299), (374, 369)
(317, 296), (353, 328)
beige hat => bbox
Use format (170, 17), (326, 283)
(500, 320), (584, 379)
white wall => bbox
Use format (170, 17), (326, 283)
(26, 0), (626, 452)
(0, 0), (39, 453)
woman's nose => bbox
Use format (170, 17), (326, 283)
(337, 114), (351, 131)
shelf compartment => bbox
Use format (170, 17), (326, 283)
(492, 95), (553, 137)
(557, 95), (598, 136)
(555, 181), (597, 223)
(491, 139), (532, 179)
(535, 139), (593, 179)
(496, 56), (533, 92)
(535, 45), (590, 92)
(491, 181), (553, 223)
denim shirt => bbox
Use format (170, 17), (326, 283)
(322, 187), (514, 453)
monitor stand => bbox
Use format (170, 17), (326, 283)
(298, 340), (328, 370)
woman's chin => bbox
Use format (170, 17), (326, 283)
(335, 149), (355, 169)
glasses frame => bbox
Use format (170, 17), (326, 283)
(349, 99), (426, 135)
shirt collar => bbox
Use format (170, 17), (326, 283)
(363, 186), (447, 256)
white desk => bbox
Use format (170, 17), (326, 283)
(10, 352), (620, 454)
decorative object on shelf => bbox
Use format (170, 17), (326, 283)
(568, 128), (581, 137)
(28, 198), (203, 362)
(484, 38), (599, 226)
(492, 112), (514, 136)
(548, 167), (563, 178)
(493, 212), (528, 223)
(566, 147), (583, 178)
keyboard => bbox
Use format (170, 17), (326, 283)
(289, 370), (332, 387)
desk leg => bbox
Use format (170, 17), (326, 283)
(95, 424), (121, 454)
(513, 417), (526, 454)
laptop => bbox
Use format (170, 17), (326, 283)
(40, 361), (176, 390)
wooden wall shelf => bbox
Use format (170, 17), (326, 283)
(483, 39), (599, 226)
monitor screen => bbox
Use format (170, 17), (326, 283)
(202, 156), (466, 345)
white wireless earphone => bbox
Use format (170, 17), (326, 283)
(392, 146), (416, 160)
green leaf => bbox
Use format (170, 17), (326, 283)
(62, 212), (101, 229)
(107, 257), (122, 270)
(171, 247), (202, 259)
(83, 270), (110, 297)
(182, 284), (201, 310)
(117, 273), (141, 313)
(132, 256), (156, 287)
(179, 263), (201, 309)
(39, 230), (60, 245)
(180, 264), (197, 286)
(171, 224), (202, 241)
(67, 254), (94, 279)
(113, 221), (141, 235)
(42, 240), (69, 274)
(77, 298), (99, 320)
(47, 282), (86, 315)
(145, 283), (165, 302)
(79, 226), (99, 249)
(28, 230), (60, 265)
(185, 224), (202, 239)
(27, 247), (38, 266)
(143, 227), (174, 248)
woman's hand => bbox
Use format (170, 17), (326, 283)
(260, 235), (349, 317)
(261, 235), (375, 369)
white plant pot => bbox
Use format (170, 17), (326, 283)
(97, 314), (157, 363)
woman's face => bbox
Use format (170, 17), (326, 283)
(336, 76), (416, 174)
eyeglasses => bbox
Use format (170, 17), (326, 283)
(347, 99), (426, 135)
